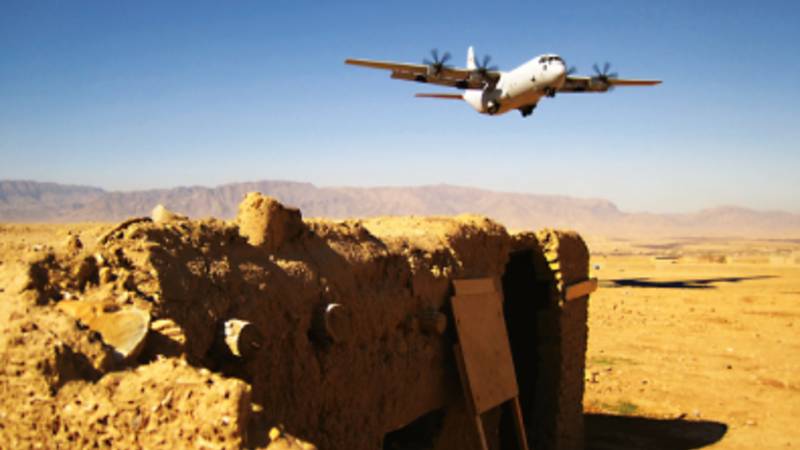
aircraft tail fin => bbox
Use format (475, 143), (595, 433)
(467, 46), (476, 70)
(415, 93), (464, 100)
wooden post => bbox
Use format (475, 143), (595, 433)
(510, 397), (531, 450)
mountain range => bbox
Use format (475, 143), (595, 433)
(2, 179), (799, 238)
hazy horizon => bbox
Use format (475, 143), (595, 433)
(3, 177), (800, 216)
(2, 1), (799, 214)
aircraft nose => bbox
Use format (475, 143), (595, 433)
(554, 61), (567, 86)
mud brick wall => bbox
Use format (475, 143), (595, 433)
(537, 229), (590, 450)
(1, 193), (593, 450)
(547, 290), (588, 450)
(507, 230), (590, 450)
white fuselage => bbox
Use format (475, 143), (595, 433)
(462, 54), (567, 115)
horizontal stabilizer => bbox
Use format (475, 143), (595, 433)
(345, 58), (406, 70)
(415, 93), (464, 100)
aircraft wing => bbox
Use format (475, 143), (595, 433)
(559, 76), (661, 93)
(345, 58), (500, 89)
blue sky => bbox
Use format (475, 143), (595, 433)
(1, 1), (798, 213)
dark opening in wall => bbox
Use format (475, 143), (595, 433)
(500, 249), (552, 449)
(382, 408), (445, 450)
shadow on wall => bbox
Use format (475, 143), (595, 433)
(585, 413), (727, 450)
(602, 275), (776, 290)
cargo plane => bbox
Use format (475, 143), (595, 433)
(345, 47), (661, 118)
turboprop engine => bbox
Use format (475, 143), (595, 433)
(463, 89), (502, 115)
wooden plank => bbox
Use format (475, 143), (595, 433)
(451, 290), (518, 414)
(452, 277), (531, 450)
(453, 277), (500, 296)
(455, 343), (489, 450)
(453, 343), (477, 415)
(564, 278), (598, 302)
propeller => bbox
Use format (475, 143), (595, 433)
(475, 54), (498, 74)
(423, 49), (451, 76)
(470, 53), (498, 86)
(592, 62), (618, 81)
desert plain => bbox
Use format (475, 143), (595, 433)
(583, 236), (800, 449)
(1, 222), (798, 449)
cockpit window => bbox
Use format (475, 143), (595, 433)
(539, 57), (546, 63)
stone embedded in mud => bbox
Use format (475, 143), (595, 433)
(236, 192), (304, 251)
(57, 300), (150, 363)
(151, 204), (188, 223)
(142, 318), (188, 359)
(93, 308), (150, 362)
(312, 303), (352, 344)
(223, 319), (263, 359)
(151, 318), (187, 346)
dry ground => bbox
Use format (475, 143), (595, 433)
(583, 236), (800, 449)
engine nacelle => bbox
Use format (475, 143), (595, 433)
(463, 89), (502, 114)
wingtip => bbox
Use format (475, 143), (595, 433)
(609, 79), (663, 86)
